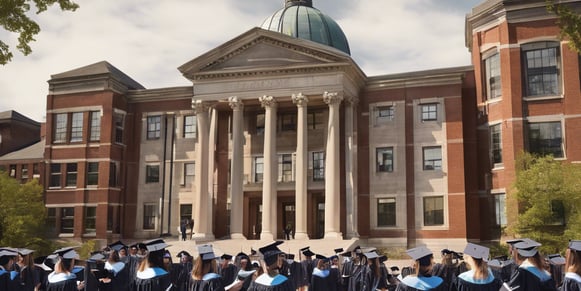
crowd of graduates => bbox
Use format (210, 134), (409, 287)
(0, 237), (580, 291)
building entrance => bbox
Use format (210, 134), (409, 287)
(282, 202), (295, 240)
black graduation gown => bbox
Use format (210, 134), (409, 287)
(127, 255), (145, 290)
(310, 268), (336, 291)
(298, 259), (314, 287)
(340, 260), (354, 290)
(98, 262), (130, 291)
(16, 265), (42, 291)
(45, 272), (78, 291)
(0, 269), (20, 291)
(190, 273), (225, 291)
(507, 265), (557, 291)
(560, 273), (581, 291)
(451, 270), (502, 291)
(347, 263), (365, 291)
(220, 264), (238, 287)
(431, 263), (459, 291)
(395, 275), (446, 291)
(247, 274), (295, 291)
(175, 263), (193, 291)
(329, 267), (342, 291)
(134, 267), (173, 291)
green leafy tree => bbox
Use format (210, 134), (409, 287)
(508, 153), (581, 254)
(0, 172), (53, 253)
(547, 0), (581, 53)
(0, 0), (79, 65)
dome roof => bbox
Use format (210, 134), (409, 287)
(261, 0), (351, 55)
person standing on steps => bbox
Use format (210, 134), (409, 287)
(190, 218), (195, 240)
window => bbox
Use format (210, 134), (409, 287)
(145, 165), (160, 183)
(53, 113), (67, 143)
(33, 164), (39, 176)
(313, 152), (325, 181)
(114, 113), (124, 144)
(87, 162), (99, 186)
(84, 207), (96, 233)
(182, 163), (195, 186)
(376, 106), (394, 122)
(308, 111), (325, 129)
(527, 122), (563, 158)
(107, 205), (120, 233)
(279, 113), (296, 131)
(89, 111), (101, 142)
(70, 112), (83, 142)
(61, 207), (74, 234)
(21, 165), (28, 182)
(143, 204), (156, 230)
(423, 146), (442, 170)
(490, 124), (502, 165)
(256, 113), (265, 135)
(66, 163), (77, 187)
(147, 116), (161, 140)
(376, 147), (394, 172)
(254, 157), (264, 183)
(49, 164), (61, 187)
(183, 115), (197, 138)
(9, 164), (16, 177)
(494, 193), (507, 227)
(46, 208), (57, 231)
(484, 53), (502, 99)
(421, 103), (438, 121)
(377, 198), (396, 227)
(109, 162), (118, 187)
(522, 42), (560, 97)
(423, 196), (444, 226)
(279, 154), (293, 182)
(549, 200), (565, 225)
(180, 204), (192, 223)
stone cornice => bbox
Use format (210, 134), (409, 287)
(365, 66), (471, 91)
(126, 86), (193, 103)
(193, 63), (349, 81)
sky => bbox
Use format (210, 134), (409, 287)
(0, 0), (483, 122)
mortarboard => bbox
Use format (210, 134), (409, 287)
(142, 239), (168, 253)
(259, 241), (284, 266)
(286, 254), (295, 260)
(18, 248), (34, 256)
(330, 255), (339, 261)
(463, 243), (489, 262)
(53, 246), (79, 260)
(569, 240), (581, 252)
(379, 255), (388, 263)
(109, 241), (127, 252)
(300, 247), (314, 257)
(250, 248), (257, 256)
(334, 248), (344, 254)
(177, 251), (191, 258)
(364, 252), (379, 259)
(88, 253), (105, 262)
(406, 246), (433, 266)
(547, 254), (565, 265)
(390, 266), (400, 272)
(198, 245), (216, 261)
(506, 239), (524, 245)
(488, 259), (502, 268)
(0, 250), (18, 265)
(315, 254), (329, 262)
(441, 249), (453, 255)
(340, 250), (352, 257)
(221, 254), (233, 260)
(513, 238), (541, 257)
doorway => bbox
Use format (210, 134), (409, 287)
(282, 202), (295, 240)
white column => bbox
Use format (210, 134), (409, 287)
(192, 100), (214, 240)
(207, 107), (217, 237)
(292, 93), (309, 240)
(345, 96), (359, 239)
(323, 91), (343, 239)
(259, 95), (277, 241)
(229, 96), (246, 239)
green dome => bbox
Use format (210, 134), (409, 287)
(261, 0), (351, 55)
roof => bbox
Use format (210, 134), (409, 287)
(0, 110), (41, 126)
(50, 61), (145, 90)
(0, 139), (45, 161)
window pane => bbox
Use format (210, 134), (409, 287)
(523, 42), (560, 97)
(255, 157), (264, 182)
(279, 154), (293, 182)
(146, 165), (160, 183)
(66, 163), (77, 187)
(256, 114), (265, 135)
(423, 196), (444, 226)
(143, 204), (156, 230)
(115, 113), (124, 144)
(485, 53), (502, 99)
(53, 113), (67, 143)
(423, 146), (442, 170)
(70, 112), (83, 142)
(180, 204), (193, 223)
(421, 104), (437, 121)
(528, 122), (563, 157)
(87, 162), (99, 186)
(376, 147), (394, 172)
(280, 113), (296, 131)
(147, 116), (161, 140)
(490, 124), (502, 164)
(50, 164), (61, 187)
(61, 207), (74, 234)
(184, 115), (197, 138)
(109, 162), (118, 187)
(89, 111), (101, 141)
(377, 198), (396, 226)
(308, 111), (325, 129)
(84, 207), (96, 233)
(313, 152), (325, 181)
(182, 162), (195, 186)
(495, 193), (507, 226)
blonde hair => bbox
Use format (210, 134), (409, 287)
(192, 257), (216, 280)
(566, 249), (581, 276)
(468, 256), (489, 280)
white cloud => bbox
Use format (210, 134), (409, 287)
(0, 0), (481, 122)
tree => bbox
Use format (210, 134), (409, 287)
(0, 172), (53, 254)
(547, 0), (581, 53)
(508, 152), (581, 254)
(0, 0), (79, 65)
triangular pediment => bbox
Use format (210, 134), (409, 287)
(178, 27), (356, 81)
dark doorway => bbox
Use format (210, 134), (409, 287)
(315, 195), (325, 239)
(282, 202), (295, 240)
(248, 198), (262, 240)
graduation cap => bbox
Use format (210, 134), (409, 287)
(364, 252), (379, 260)
(330, 255), (338, 261)
(406, 246), (433, 266)
(53, 246), (79, 260)
(177, 251), (191, 258)
(198, 245), (216, 261)
(441, 249), (453, 255)
(353, 245), (362, 254)
(379, 255), (388, 263)
(0, 250), (18, 265)
(259, 241), (284, 266)
(463, 243), (489, 262)
(18, 248), (34, 256)
(569, 240), (581, 252)
(163, 250), (172, 258)
(221, 254), (233, 260)
(390, 266), (400, 272)
(88, 253), (106, 262)
(334, 248), (344, 254)
(237, 269), (257, 280)
(547, 254), (566, 265)
(513, 238), (541, 257)
(286, 254), (295, 260)
(316, 254), (329, 262)
(340, 250), (352, 257)
(109, 241), (127, 252)
(300, 247), (315, 257)
(142, 239), (168, 253)
(506, 239), (524, 245)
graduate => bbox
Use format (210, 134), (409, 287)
(339, 249), (354, 291)
(16, 248), (42, 291)
(559, 240), (581, 291)
(247, 241), (295, 291)
(234, 252), (253, 272)
(190, 244), (238, 291)
(0, 249), (19, 290)
(329, 255), (342, 291)
(99, 242), (130, 290)
(134, 238), (173, 291)
(507, 238), (557, 291)
(548, 254), (566, 287)
(280, 253), (301, 291)
(174, 251), (193, 291)
(395, 246), (445, 291)
(347, 247), (367, 291)
(46, 247), (84, 291)
(219, 254), (238, 287)
(452, 243), (501, 291)
(365, 251), (389, 291)
(310, 254), (334, 291)
(431, 249), (461, 291)
(298, 247), (314, 291)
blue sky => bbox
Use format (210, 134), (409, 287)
(0, 0), (483, 122)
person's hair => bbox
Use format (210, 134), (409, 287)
(192, 257), (216, 280)
(566, 249), (581, 276)
(414, 256), (434, 277)
(369, 258), (381, 278)
(316, 259), (326, 269)
(54, 258), (74, 274)
(108, 250), (120, 264)
(518, 252), (545, 270)
(441, 253), (454, 265)
(468, 256), (489, 280)
(138, 251), (165, 272)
